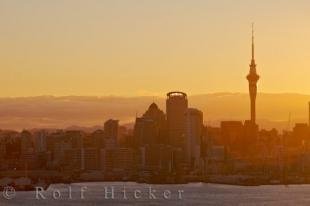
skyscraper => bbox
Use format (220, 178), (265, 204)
(185, 108), (203, 170)
(133, 103), (167, 147)
(246, 23), (260, 125)
(166, 91), (188, 148)
(34, 130), (48, 153)
(134, 117), (158, 146)
(104, 119), (119, 148)
(142, 103), (168, 144)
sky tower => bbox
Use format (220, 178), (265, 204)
(247, 23), (260, 125)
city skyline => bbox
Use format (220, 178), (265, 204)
(1, 93), (310, 131)
(3, 2), (310, 205)
(1, 1), (310, 97)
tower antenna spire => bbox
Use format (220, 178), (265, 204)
(252, 22), (254, 60)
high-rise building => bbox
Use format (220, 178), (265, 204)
(143, 103), (166, 122)
(100, 147), (135, 178)
(139, 145), (173, 174)
(20, 130), (37, 169)
(104, 119), (119, 138)
(246, 24), (259, 125)
(293, 123), (310, 147)
(220, 121), (244, 152)
(166, 91), (188, 148)
(66, 130), (84, 149)
(134, 117), (158, 147)
(143, 103), (168, 144)
(100, 148), (115, 174)
(104, 119), (119, 148)
(185, 108), (203, 170)
(20, 130), (34, 155)
(34, 130), (48, 153)
(114, 148), (135, 174)
(82, 148), (99, 170)
(134, 102), (167, 147)
(64, 147), (99, 171)
(91, 129), (105, 149)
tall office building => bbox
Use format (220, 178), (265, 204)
(134, 117), (158, 146)
(166, 91), (188, 148)
(34, 130), (48, 153)
(104, 119), (119, 148)
(20, 130), (34, 155)
(246, 24), (259, 125)
(143, 103), (166, 123)
(142, 102), (167, 144)
(220, 121), (244, 152)
(185, 108), (203, 170)
(133, 105), (160, 147)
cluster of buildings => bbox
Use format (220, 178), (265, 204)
(0, 92), (205, 181)
(1, 26), (310, 184)
(1, 92), (310, 183)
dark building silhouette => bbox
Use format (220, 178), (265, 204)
(166, 92), (188, 148)
(292, 123), (310, 147)
(91, 129), (105, 149)
(166, 91), (188, 173)
(104, 119), (119, 139)
(220, 121), (244, 149)
(134, 117), (158, 147)
(142, 102), (167, 144)
(133, 103), (165, 147)
(185, 108), (203, 170)
(133, 103), (173, 176)
(104, 119), (119, 148)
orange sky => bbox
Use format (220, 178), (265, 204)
(0, 0), (310, 97)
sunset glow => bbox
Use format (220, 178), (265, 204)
(1, 0), (310, 97)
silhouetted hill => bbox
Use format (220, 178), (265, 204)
(0, 93), (309, 131)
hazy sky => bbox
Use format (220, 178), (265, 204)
(0, 0), (310, 97)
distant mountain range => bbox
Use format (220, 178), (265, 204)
(0, 93), (309, 131)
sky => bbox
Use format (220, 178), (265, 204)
(0, 0), (310, 97)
